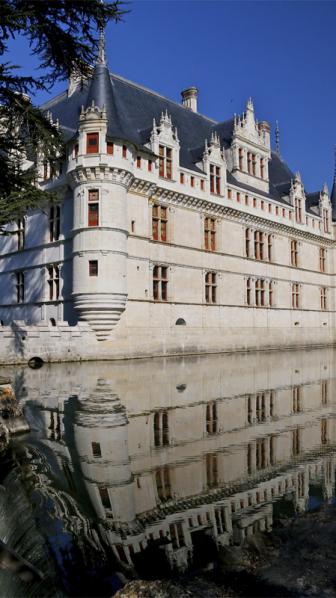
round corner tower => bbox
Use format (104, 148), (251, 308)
(67, 40), (133, 340)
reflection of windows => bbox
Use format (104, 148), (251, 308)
(297, 472), (305, 498)
(256, 438), (267, 470)
(92, 442), (102, 458)
(321, 381), (328, 406)
(154, 410), (169, 447)
(155, 467), (171, 502)
(256, 393), (266, 423)
(215, 506), (227, 534)
(152, 204), (167, 242)
(292, 427), (301, 455)
(169, 522), (185, 549)
(206, 401), (217, 434)
(153, 265), (168, 301)
(292, 386), (301, 413)
(321, 419), (328, 445)
(206, 452), (218, 487)
(99, 487), (112, 509)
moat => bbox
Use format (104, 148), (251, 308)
(1, 347), (336, 597)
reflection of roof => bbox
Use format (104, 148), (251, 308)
(42, 69), (324, 211)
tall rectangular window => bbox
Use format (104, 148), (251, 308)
(190, 176), (195, 188)
(323, 209), (330, 233)
(292, 386), (301, 413)
(122, 145), (127, 158)
(204, 217), (216, 251)
(159, 145), (172, 179)
(210, 164), (220, 194)
(136, 156), (141, 168)
(254, 231), (264, 260)
(153, 265), (168, 301)
(152, 204), (167, 242)
(99, 487), (112, 509)
(245, 228), (251, 257)
(239, 148), (244, 170)
(86, 132), (99, 154)
(180, 172), (184, 184)
(319, 247), (326, 272)
(255, 279), (265, 307)
(16, 272), (24, 303)
(292, 283), (300, 309)
(89, 260), (98, 277)
(88, 189), (99, 227)
(154, 410), (169, 446)
(260, 158), (265, 179)
(92, 442), (102, 458)
(49, 206), (60, 242)
(291, 240), (298, 267)
(206, 453), (218, 488)
(200, 179), (205, 191)
(320, 287), (327, 310)
(205, 271), (217, 304)
(321, 380), (328, 406)
(107, 141), (114, 155)
(267, 234), (273, 262)
(246, 277), (252, 306)
(47, 265), (59, 300)
(294, 197), (302, 223)
(16, 218), (25, 251)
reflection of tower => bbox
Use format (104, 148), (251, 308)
(73, 380), (135, 525)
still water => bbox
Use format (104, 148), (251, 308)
(1, 347), (336, 596)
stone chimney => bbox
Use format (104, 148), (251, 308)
(181, 87), (198, 113)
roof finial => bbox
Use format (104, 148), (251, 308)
(97, 26), (106, 65)
(275, 120), (281, 157)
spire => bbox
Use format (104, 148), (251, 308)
(97, 27), (106, 65)
(275, 120), (281, 156)
(331, 145), (336, 220)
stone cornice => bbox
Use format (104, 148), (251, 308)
(68, 165), (134, 189)
(151, 185), (335, 245)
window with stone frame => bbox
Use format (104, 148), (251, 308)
(210, 164), (221, 194)
(323, 208), (330, 233)
(291, 283), (300, 309)
(49, 205), (60, 242)
(153, 410), (169, 447)
(47, 265), (60, 300)
(153, 265), (168, 301)
(260, 158), (265, 179)
(245, 228), (251, 257)
(294, 197), (302, 223)
(16, 271), (24, 303)
(86, 132), (99, 154)
(89, 260), (98, 277)
(239, 147), (244, 170)
(16, 218), (25, 251)
(107, 141), (114, 155)
(319, 247), (327, 272)
(205, 452), (218, 488)
(254, 230), (264, 260)
(255, 278), (266, 306)
(152, 204), (168, 242)
(204, 217), (216, 251)
(291, 240), (298, 267)
(246, 277), (252, 306)
(159, 145), (172, 179)
(320, 287), (327, 310)
(205, 271), (217, 304)
(88, 189), (99, 227)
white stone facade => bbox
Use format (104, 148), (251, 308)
(0, 45), (335, 362)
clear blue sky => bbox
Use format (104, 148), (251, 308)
(7, 0), (336, 192)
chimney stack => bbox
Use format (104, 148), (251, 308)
(181, 87), (198, 113)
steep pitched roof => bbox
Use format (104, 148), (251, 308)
(41, 70), (322, 212)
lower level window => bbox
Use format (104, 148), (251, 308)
(16, 272), (24, 303)
(47, 265), (60, 300)
(205, 272), (217, 304)
(153, 265), (168, 301)
(89, 260), (98, 277)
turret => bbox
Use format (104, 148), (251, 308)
(68, 31), (132, 340)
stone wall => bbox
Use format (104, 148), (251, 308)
(0, 318), (335, 364)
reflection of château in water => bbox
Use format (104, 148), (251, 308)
(17, 347), (336, 572)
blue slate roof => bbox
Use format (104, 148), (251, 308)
(42, 67), (329, 217)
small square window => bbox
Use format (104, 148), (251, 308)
(89, 260), (98, 276)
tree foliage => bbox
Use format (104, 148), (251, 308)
(0, 0), (125, 231)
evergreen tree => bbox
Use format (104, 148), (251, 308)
(0, 0), (125, 231)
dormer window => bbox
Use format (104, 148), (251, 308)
(86, 132), (99, 154)
(159, 145), (172, 179)
(210, 164), (220, 195)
